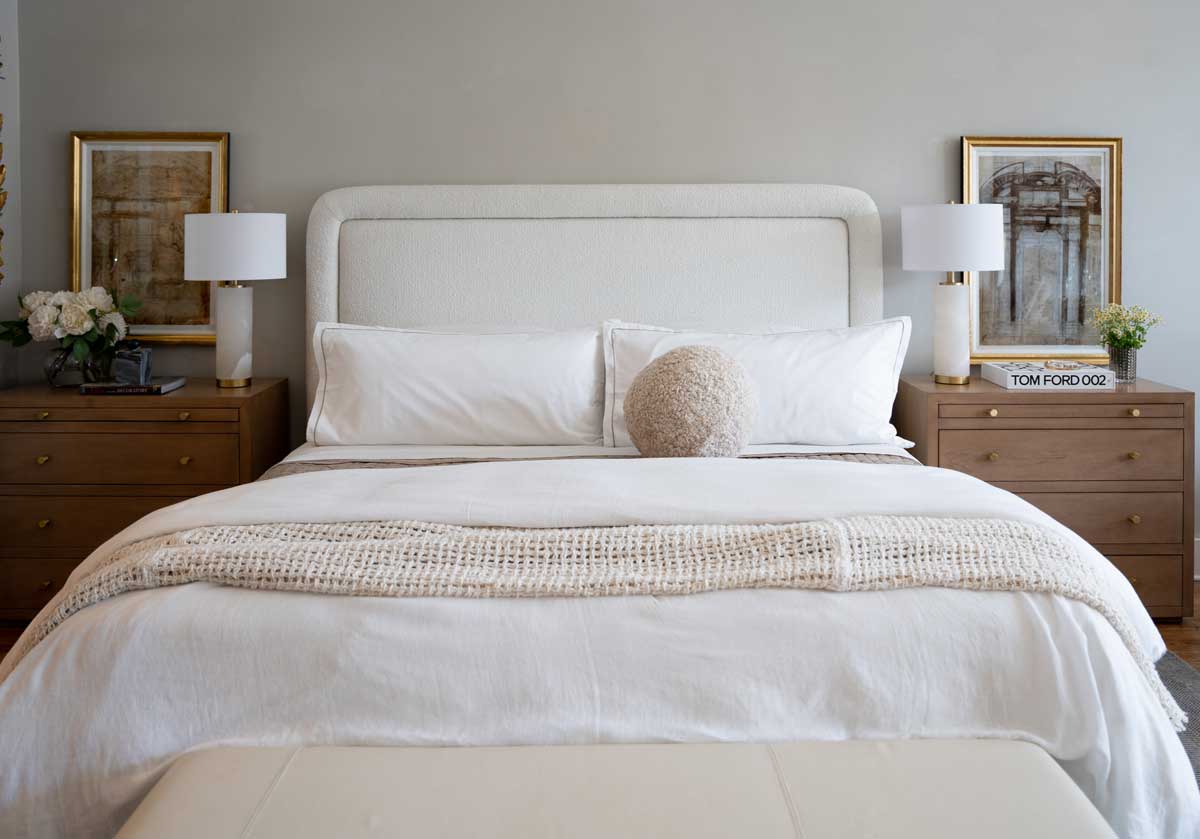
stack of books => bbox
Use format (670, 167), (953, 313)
(981, 362), (1115, 390)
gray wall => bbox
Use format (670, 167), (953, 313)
(0, 0), (19, 387)
(16, 0), (1200, 457)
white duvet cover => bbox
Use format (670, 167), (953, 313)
(0, 456), (1195, 838)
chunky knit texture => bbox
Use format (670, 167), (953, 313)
(5, 514), (1182, 731)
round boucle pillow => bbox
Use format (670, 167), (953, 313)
(623, 345), (757, 458)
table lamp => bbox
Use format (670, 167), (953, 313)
(184, 211), (286, 387)
(901, 203), (1004, 385)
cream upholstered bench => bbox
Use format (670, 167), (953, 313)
(118, 740), (1116, 838)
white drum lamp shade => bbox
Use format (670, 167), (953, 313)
(184, 213), (286, 387)
(901, 204), (1005, 385)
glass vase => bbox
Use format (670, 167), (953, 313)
(1108, 346), (1137, 383)
(43, 347), (108, 387)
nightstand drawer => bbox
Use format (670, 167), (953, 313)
(0, 496), (186, 548)
(939, 429), (1183, 481)
(1108, 555), (1183, 607)
(0, 407), (240, 423)
(1019, 492), (1183, 544)
(0, 433), (239, 485)
(0, 559), (75, 613)
(939, 403), (1183, 420)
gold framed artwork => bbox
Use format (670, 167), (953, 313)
(962, 136), (1121, 363)
(72, 131), (229, 344)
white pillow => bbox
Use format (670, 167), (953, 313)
(307, 323), (603, 446)
(602, 317), (911, 447)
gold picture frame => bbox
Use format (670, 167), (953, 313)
(962, 136), (1121, 363)
(71, 131), (229, 344)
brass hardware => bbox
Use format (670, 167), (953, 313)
(179, 455), (192, 465)
(217, 376), (251, 388)
(36, 411), (50, 420)
(1129, 408), (1141, 417)
(178, 411), (191, 421)
(1128, 514), (1142, 525)
(933, 373), (970, 385)
(1130, 577), (1138, 585)
(37, 519), (51, 529)
(35, 455), (50, 465)
(1127, 451), (1141, 460)
(987, 451), (1000, 462)
(987, 408), (999, 417)
(38, 579), (54, 591)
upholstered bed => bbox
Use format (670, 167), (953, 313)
(0, 185), (1196, 839)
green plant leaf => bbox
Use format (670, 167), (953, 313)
(72, 340), (89, 362)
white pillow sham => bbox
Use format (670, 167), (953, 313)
(307, 323), (603, 446)
(602, 317), (911, 447)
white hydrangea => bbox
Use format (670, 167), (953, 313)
(80, 285), (115, 313)
(48, 290), (78, 307)
(56, 301), (95, 337)
(98, 311), (128, 340)
(27, 305), (60, 342)
(20, 290), (53, 316)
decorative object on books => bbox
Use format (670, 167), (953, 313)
(901, 202), (1005, 385)
(981, 361), (1115, 390)
(184, 211), (287, 387)
(72, 131), (229, 344)
(962, 137), (1122, 363)
(622, 345), (756, 458)
(1091, 303), (1161, 383)
(0, 287), (142, 386)
(113, 345), (153, 386)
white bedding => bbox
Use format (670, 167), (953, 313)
(0, 456), (1194, 838)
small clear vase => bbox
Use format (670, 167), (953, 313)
(43, 347), (108, 387)
(1108, 346), (1138, 383)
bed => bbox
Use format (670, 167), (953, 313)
(0, 184), (1196, 839)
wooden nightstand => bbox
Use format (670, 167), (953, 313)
(895, 372), (1195, 619)
(0, 378), (289, 619)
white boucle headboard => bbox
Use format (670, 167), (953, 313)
(305, 184), (882, 404)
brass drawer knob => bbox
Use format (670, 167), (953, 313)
(987, 408), (999, 417)
(1129, 408), (1141, 417)
(37, 519), (51, 529)
(1129, 576), (1139, 585)
(35, 455), (50, 465)
(1127, 451), (1141, 460)
(987, 451), (1000, 462)
(36, 410), (50, 420)
(1128, 514), (1142, 525)
(179, 455), (192, 465)
(178, 411), (191, 421)
(38, 579), (54, 591)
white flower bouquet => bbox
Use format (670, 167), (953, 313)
(2, 287), (142, 382)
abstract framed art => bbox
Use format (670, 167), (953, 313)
(72, 131), (229, 344)
(962, 136), (1121, 362)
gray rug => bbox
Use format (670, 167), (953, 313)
(1159, 651), (1200, 785)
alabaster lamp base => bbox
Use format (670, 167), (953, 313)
(215, 283), (254, 388)
(933, 281), (971, 385)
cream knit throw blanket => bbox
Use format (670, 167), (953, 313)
(8, 514), (1185, 730)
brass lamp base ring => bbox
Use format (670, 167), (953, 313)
(217, 377), (252, 388)
(933, 373), (971, 385)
